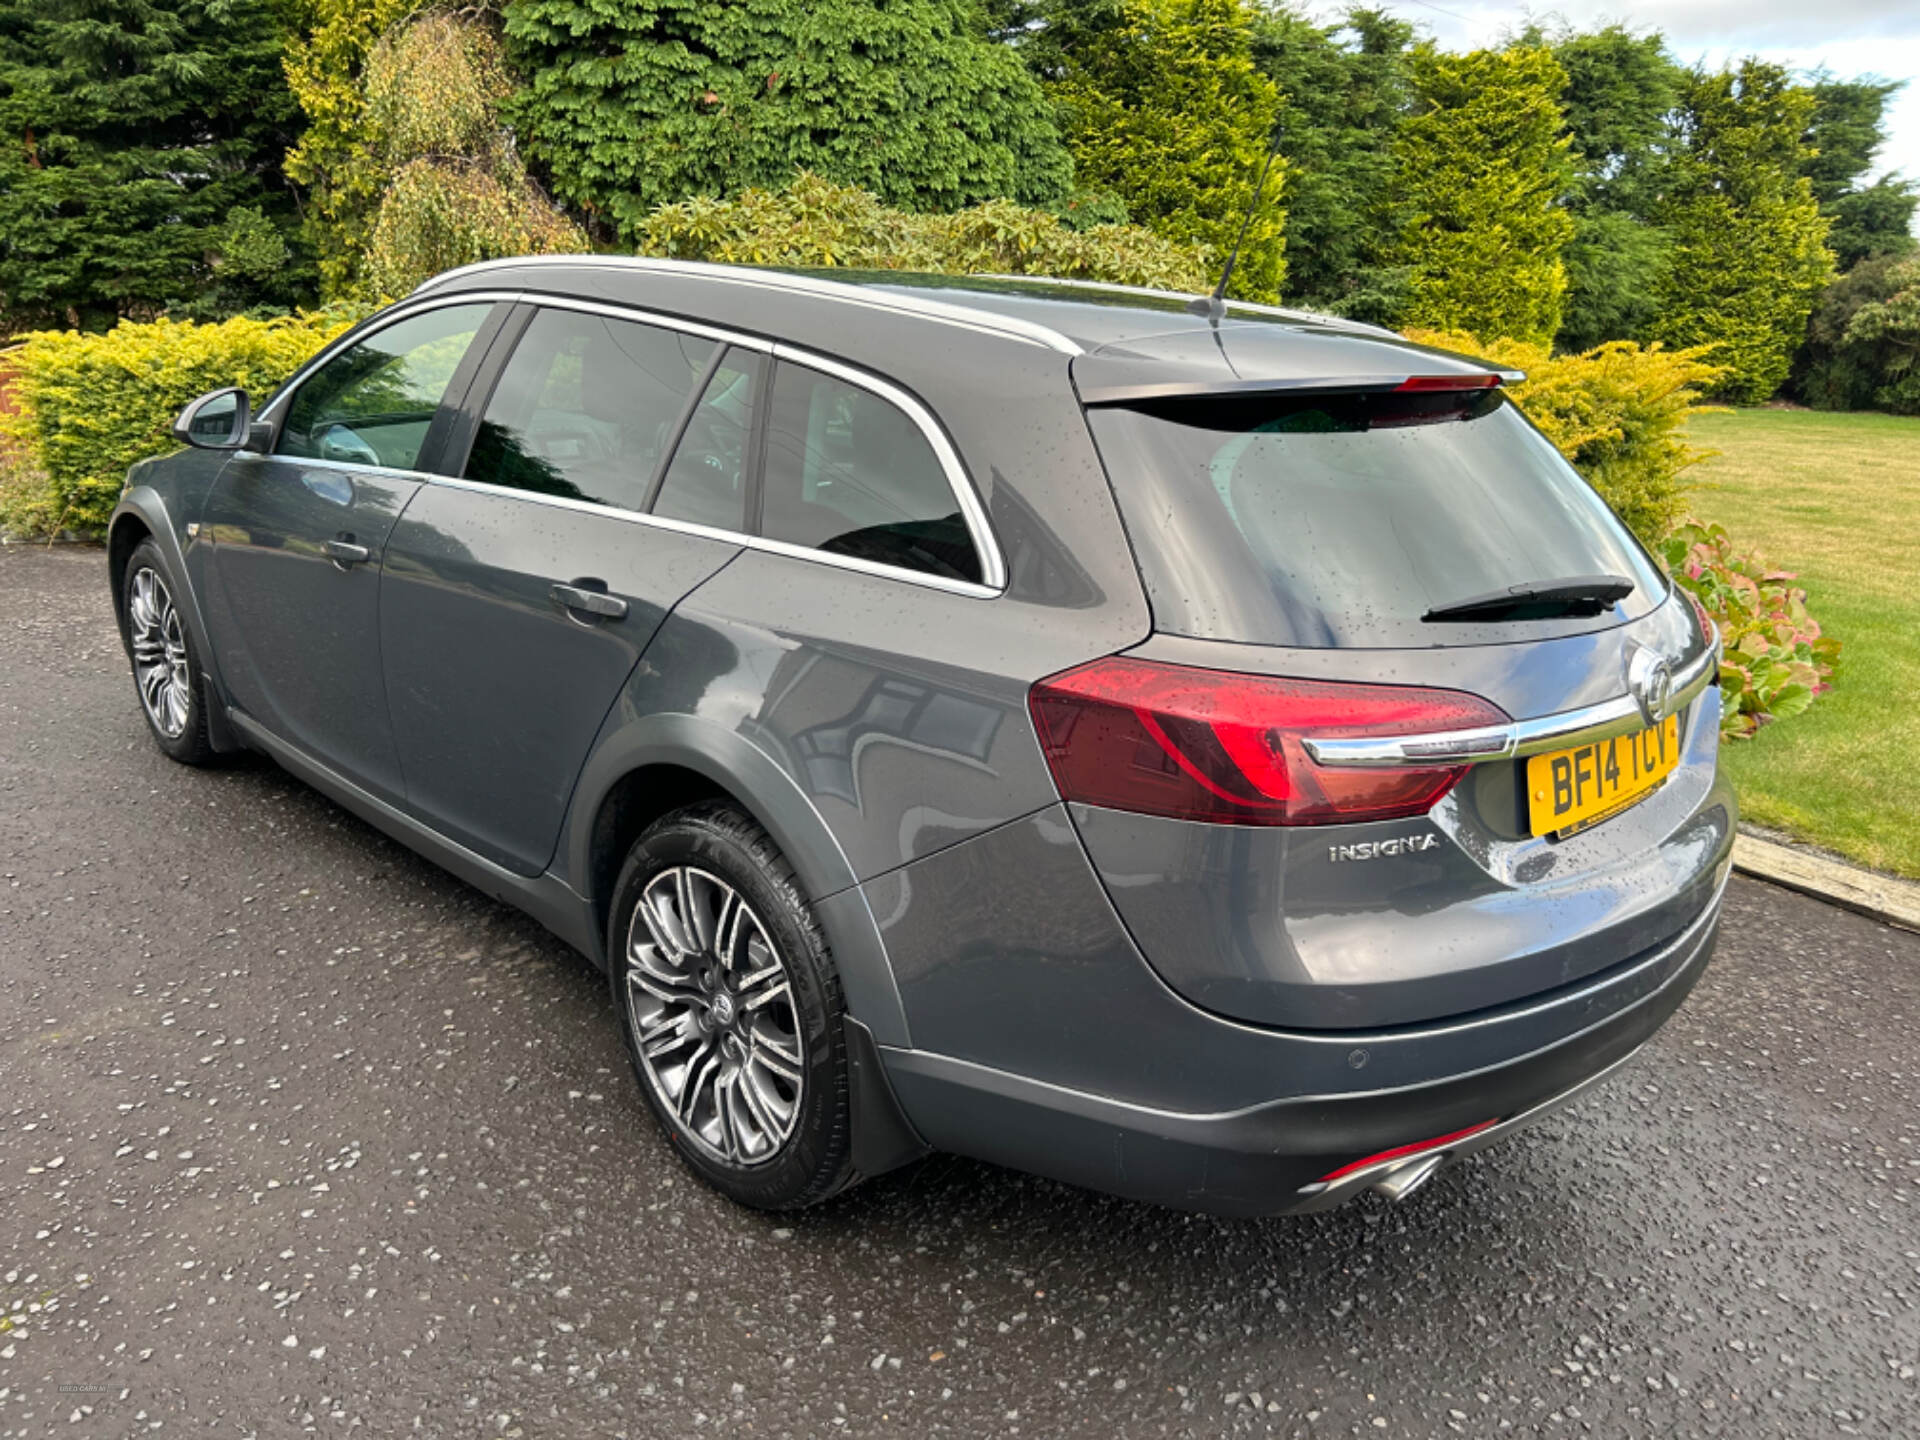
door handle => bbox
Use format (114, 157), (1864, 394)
(324, 538), (371, 569)
(550, 582), (628, 621)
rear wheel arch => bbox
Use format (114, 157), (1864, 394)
(583, 762), (732, 950)
(570, 721), (857, 922)
(568, 720), (907, 1043)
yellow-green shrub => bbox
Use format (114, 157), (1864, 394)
(0, 444), (59, 539)
(1405, 328), (1724, 543)
(0, 309), (365, 535)
(359, 14), (586, 299)
(282, 0), (418, 298)
(366, 158), (588, 298)
(639, 172), (1211, 293)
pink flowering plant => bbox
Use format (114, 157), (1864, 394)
(1659, 520), (1841, 739)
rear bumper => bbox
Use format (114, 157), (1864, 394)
(1070, 682), (1734, 1031)
(1287, 1042), (1646, 1213)
(876, 865), (1722, 1217)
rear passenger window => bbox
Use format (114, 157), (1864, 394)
(759, 363), (982, 584)
(651, 349), (761, 533)
(464, 308), (715, 511)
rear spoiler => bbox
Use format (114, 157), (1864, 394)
(1073, 364), (1527, 408)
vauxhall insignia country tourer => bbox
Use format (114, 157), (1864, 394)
(108, 259), (1730, 1215)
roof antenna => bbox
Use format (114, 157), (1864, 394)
(1188, 124), (1284, 326)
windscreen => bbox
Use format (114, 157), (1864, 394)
(1084, 388), (1667, 649)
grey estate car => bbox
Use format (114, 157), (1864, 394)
(108, 259), (1732, 1216)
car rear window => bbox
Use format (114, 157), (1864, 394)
(1084, 388), (1667, 649)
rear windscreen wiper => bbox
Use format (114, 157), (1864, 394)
(1422, 575), (1635, 623)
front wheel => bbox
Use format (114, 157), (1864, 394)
(609, 802), (857, 1210)
(122, 540), (215, 765)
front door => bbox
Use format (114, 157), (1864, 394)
(199, 301), (501, 800)
(379, 305), (755, 874)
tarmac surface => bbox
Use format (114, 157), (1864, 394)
(1, 543), (1915, 1437)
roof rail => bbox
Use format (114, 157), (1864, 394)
(411, 254), (1085, 355)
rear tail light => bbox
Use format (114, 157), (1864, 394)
(1028, 657), (1510, 827)
(1394, 374), (1502, 392)
(1373, 374), (1505, 427)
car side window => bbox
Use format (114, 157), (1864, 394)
(277, 304), (491, 472)
(650, 348), (761, 533)
(463, 308), (717, 511)
(758, 361), (982, 584)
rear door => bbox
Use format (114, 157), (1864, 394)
(200, 301), (503, 800)
(377, 302), (753, 876)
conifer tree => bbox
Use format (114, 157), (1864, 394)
(1651, 61), (1834, 403)
(1253, 6), (1415, 321)
(1547, 25), (1683, 352)
(1047, 0), (1287, 301)
(1801, 76), (1917, 270)
(0, 0), (306, 330)
(1388, 44), (1574, 344)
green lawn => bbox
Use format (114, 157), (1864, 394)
(1684, 408), (1920, 879)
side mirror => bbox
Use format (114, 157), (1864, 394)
(173, 387), (251, 451)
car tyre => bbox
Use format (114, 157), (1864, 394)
(122, 539), (216, 766)
(609, 801), (857, 1210)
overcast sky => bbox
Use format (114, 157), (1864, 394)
(1313, 1), (1919, 194)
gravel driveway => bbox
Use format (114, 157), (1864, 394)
(2, 544), (1915, 1437)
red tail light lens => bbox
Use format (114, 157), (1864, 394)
(1028, 657), (1510, 827)
(1394, 373), (1502, 392)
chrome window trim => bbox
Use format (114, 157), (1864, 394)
(244, 291), (1007, 600)
(497, 292), (776, 356)
(767, 341), (1006, 592)
(1301, 635), (1720, 769)
(255, 290), (528, 425)
(272, 457), (1003, 603)
(410, 254), (1085, 356)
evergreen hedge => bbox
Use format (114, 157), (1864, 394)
(0, 0), (308, 329)
(502, 0), (1072, 244)
(0, 311), (363, 535)
(1047, 0), (1286, 301)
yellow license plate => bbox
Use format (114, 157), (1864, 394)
(1526, 714), (1680, 837)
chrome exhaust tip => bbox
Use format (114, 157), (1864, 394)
(1367, 1152), (1447, 1202)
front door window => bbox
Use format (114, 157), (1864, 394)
(277, 304), (492, 471)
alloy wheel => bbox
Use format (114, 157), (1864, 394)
(128, 566), (192, 739)
(623, 865), (805, 1165)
